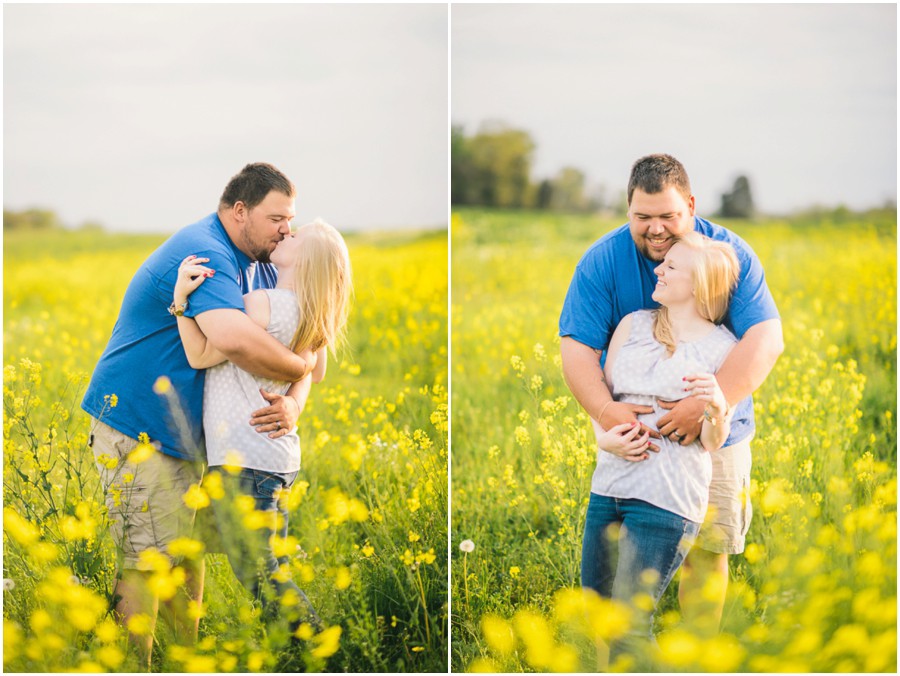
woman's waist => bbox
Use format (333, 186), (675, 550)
(593, 449), (712, 494)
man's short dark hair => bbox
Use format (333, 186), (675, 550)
(627, 154), (692, 205)
(219, 163), (295, 210)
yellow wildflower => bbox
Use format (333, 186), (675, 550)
(128, 442), (156, 465)
(152, 375), (171, 394)
(182, 483), (210, 510)
(127, 613), (153, 636)
(334, 566), (352, 590)
(311, 625), (342, 659)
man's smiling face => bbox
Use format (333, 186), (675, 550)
(628, 186), (696, 261)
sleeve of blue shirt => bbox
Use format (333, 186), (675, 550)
(150, 244), (247, 318)
(559, 245), (617, 352)
(723, 235), (780, 339)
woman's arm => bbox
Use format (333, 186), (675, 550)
(173, 256), (228, 369)
(311, 347), (327, 383)
(176, 316), (228, 369)
(683, 372), (732, 451)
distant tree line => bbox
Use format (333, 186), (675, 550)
(452, 120), (769, 218)
(4, 208), (104, 232)
(452, 121), (624, 215)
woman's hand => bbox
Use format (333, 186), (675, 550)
(596, 422), (653, 462)
(683, 372), (728, 420)
(174, 255), (215, 305)
(599, 401), (661, 453)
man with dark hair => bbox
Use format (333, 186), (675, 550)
(82, 162), (314, 666)
(560, 153), (783, 635)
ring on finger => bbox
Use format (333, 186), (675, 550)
(275, 421), (281, 430)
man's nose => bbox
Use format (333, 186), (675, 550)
(648, 220), (665, 235)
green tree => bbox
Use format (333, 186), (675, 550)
(719, 175), (755, 218)
(451, 124), (475, 205)
(3, 208), (63, 231)
(465, 121), (536, 208)
(549, 167), (587, 212)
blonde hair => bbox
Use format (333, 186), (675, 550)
(653, 231), (740, 354)
(289, 219), (353, 355)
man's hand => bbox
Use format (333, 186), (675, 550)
(656, 397), (706, 445)
(601, 401), (661, 453)
(249, 388), (301, 439)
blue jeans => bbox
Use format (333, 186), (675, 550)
(211, 467), (321, 629)
(581, 494), (699, 647)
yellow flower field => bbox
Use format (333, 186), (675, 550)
(3, 227), (448, 672)
(451, 208), (896, 672)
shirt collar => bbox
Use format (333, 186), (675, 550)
(211, 213), (254, 271)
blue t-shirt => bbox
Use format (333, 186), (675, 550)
(559, 216), (779, 445)
(82, 213), (278, 460)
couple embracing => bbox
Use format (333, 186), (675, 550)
(560, 154), (784, 659)
(81, 163), (352, 667)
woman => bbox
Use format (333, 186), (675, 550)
(172, 218), (352, 628)
(581, 231), (740, 647)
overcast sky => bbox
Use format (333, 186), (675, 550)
(4, 4), (448, 233)
(453, 3), (897, 215)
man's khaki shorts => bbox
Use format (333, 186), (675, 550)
(90, 418), (205, 568)
(696, 436), (753, 555)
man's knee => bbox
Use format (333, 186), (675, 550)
(685, 546), (728, 573)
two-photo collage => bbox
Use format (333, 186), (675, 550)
(3, 3), (897, 674)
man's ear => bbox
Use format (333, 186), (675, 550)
(231, 200), (248, 225)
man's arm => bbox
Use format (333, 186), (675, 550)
(657, 318), (784, 444)
(251, 375), (313, 439)
(194, 308), (311, 381)
(716, 319), (784, 405)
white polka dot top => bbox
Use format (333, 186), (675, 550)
(203, 289), (302, 473)
(590, 309), (737, 522)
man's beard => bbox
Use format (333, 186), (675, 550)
(242, 226), (273, 263)
(636, 237), (670, 262)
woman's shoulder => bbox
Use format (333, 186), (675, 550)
(700, 323), (738, 369)
(625, 308), (658, 329)
(613, 309), (657, 347)
(713, 323), (739, 345)
(242, 290), (272, 328)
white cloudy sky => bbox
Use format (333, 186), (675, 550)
(4, 4), (448, 233)
(453, 3), (897, 215)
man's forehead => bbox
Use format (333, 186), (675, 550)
(630, 188), (688, 214)
(257, 192), (296, 215)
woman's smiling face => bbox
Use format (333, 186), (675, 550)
(652, 242), (697, 307)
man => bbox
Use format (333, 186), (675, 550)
(559, 153), (783, 634)
(82, 162), (314, 666)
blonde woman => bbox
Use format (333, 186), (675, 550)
(581, 231), (740, 647)
(173, 219), (352, 627)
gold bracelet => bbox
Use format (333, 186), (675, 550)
(597, 400), (614, 427)
(703, 403), (731, 427)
